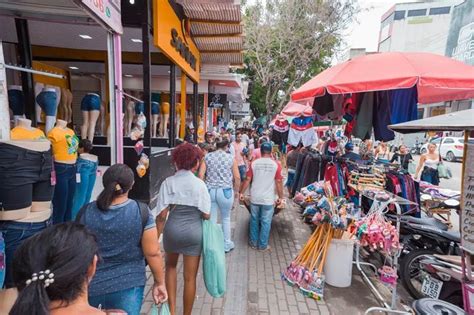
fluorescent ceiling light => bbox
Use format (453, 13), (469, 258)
(129, 0), (135, 4)
(168, 71), (171, 74)
(79, 34), (92, 39)
(69, 66), (79, 70)
(131, 38), (142, 43)
(218, 82), (226, 85)
(124, 74), (133, 77)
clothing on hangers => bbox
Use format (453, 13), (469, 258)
(373, 91), (395, 141)
(313, 93), (334, 116)
(271, 119), (289, 145)
(352, 92), (374, 140)
(390, 86), (418, 124)
(288, 116), (317, 147)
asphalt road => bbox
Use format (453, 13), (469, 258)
(411, 154), (463, 191)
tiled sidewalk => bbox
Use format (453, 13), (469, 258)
(140, 200), (330, 315)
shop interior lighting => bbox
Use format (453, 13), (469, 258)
(131, 38), (142, 43)
(218, 82), (226, 85)
(124, 74), (133, 77)
(129, 0), (135, 4)
(69, 66), (79, 70)
(79, 34), (92, 39)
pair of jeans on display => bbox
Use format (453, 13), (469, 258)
(8, 88), (24, 116)
(209, 188), (234, 252)
(249, 203), (274, 250)
(0, 219), (51, 288)
(52, 162), (76, 224)
(71, 158), (98, 220)
(36, 89), (57, 116)
(81, 93), (101, 111)
(89, 286), (144, 315)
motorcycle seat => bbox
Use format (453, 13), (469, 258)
(403, 216), (448, 231)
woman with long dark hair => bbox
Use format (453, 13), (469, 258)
(10, 222), (103, 315)
(156, 143), (211, 315)
(77, 164), (167, 315)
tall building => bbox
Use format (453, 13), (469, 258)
(378, 0), (464, 54)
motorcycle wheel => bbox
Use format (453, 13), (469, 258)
(400, 248), (438, 299)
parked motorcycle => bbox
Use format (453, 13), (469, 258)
(399, 221), (461, 300)
(417, 255), (465, 308)
(410, 143), (422, 155)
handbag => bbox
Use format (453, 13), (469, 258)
(150, 303), (170, 315)
(202, 220), (226, 297)
(437, 159), (452, 179)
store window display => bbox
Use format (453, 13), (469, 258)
(36, 86), (60, 133)
(124, 91), (136, 137)
(48, 119), (79, 224)
(80, 93), (101, 143)
(160, 101), (170, 138)
(7, 85), (25, 125)
(0, 118), (54, 309)
(151, 101), (160, 138)
(59, 88), (73, 123)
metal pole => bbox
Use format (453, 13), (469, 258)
(169, 64), (176, 147)
(15, 18), (35, 126)
(142, 11), (151, 149)
(113, 33), (123, 163)
(180, 74), (186, 139)
(193, 82), (198, 143)
(107, 33), (117, 165)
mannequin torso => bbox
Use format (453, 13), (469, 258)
(11, 118), (47, 141)
(48, 119), (78, 164)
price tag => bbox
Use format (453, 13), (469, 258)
(50, 170), (56, 186)
(76, 173), (81, 183)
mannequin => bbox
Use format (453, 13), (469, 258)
(98, 101), (106, 136)
(176, 102), (182, 139)
(36, 85), (60, 133)
(151, 101), (160, 138)
(0, 124), (54, 312)
(124, 93), (135, 137)
(60, 88), (73, 123)
(8, 85), (25, 125)
(160, 101), (170, 138)
(48, 119), (79, 224)
(80, 93), (101, 142)
(10, 118), (46, 140)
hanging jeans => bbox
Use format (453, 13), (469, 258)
(71, 158), (98, 220)
(249, 203), (274, 250)
(209, 188), (235, 252)
(52, 162), (77, 224)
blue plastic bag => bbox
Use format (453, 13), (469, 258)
(202, 220), (226, 297)
(150, 303), (170, 315)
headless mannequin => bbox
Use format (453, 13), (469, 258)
(37, 85), (60, 133)
(176, 102), (181, 139)
(53, 119), (77, 165)
(151, 102), (159, 138)
(98, 101), (106, 136)
(8, 85), (25, 125)
(81, 94), (100, 143)
(60, 88), (73, 123)
(160, 101), (170, 138)
(124, 93), (135, 137)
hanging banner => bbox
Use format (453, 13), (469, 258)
(462, 143), (474, 254)
(75, 0), (123, 34)
(208, 93), (227, 109)
(0, 41), (10, 140)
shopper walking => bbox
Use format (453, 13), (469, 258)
(285, 145), (301, 194)
(375, 141), (390, 162)
(77, 164), (167, 315)
(199, 138), (241, 252)
(10, 222), (105, 315)
(231, 131), (248, 181)
(390, 144), (413, 171)
(239, 142), (284, 251)
(415, 142), (441, 185)
(156, 143), (211, 315)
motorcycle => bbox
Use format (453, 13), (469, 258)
(410, 143), (422, 155)
(417, 255), (465, 308)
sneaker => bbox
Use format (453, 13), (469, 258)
(225, 247), (235, 254)
(248, 242), (257, 250)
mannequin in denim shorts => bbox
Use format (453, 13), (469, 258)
(81, 93), (101, 143)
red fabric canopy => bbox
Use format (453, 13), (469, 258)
(281, 101), (313, 117)
(291, 52), (474, 104)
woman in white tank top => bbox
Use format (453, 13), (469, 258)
(415, 142), (441, 185)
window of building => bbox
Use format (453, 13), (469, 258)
(381, 13), (394, 28)
(429, 7), (450, 15)
(394, 10), (405, 20)
(407, 9), (427, 17)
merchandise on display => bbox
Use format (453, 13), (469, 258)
(80, 93), (101, 143)
(36, 87), (59, 133)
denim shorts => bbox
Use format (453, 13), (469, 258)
(0, 219), (51, 288)
(152, 101), (160, 115)
(36, 90), (57, 116)
(0, 143), (54, 210)
(8, 89), (24, 116)
(285, 170), (296, 187)
(135, 101), (145, 115)
(81, 93), (101, 111)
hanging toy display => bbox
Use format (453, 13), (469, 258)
(378, 265), (398, 288)
(130, 127), (144, 141)
(134, 140), (144, 155)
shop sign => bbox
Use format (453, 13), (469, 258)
(462, 143), (474, 254)
(153, 0), (200, 82)
(76, 0), (123, 34)
(230, 102), (250, 115)
(208, 93), (227, 109)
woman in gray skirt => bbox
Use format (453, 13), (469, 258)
(156, 143), (211, 315)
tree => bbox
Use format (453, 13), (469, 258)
(242, 0), (358, 117)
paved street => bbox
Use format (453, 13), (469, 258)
(141, 199), (380, 315)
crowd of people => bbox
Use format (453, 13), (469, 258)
(2, 124), (446, 315)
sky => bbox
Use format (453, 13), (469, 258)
(343, 0), (399, 52)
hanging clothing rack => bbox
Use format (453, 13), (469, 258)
(1, 63), (65, 79)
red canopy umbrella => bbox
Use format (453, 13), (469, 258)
(281, 101), (313, 117)
(291, 52), (474, 104)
